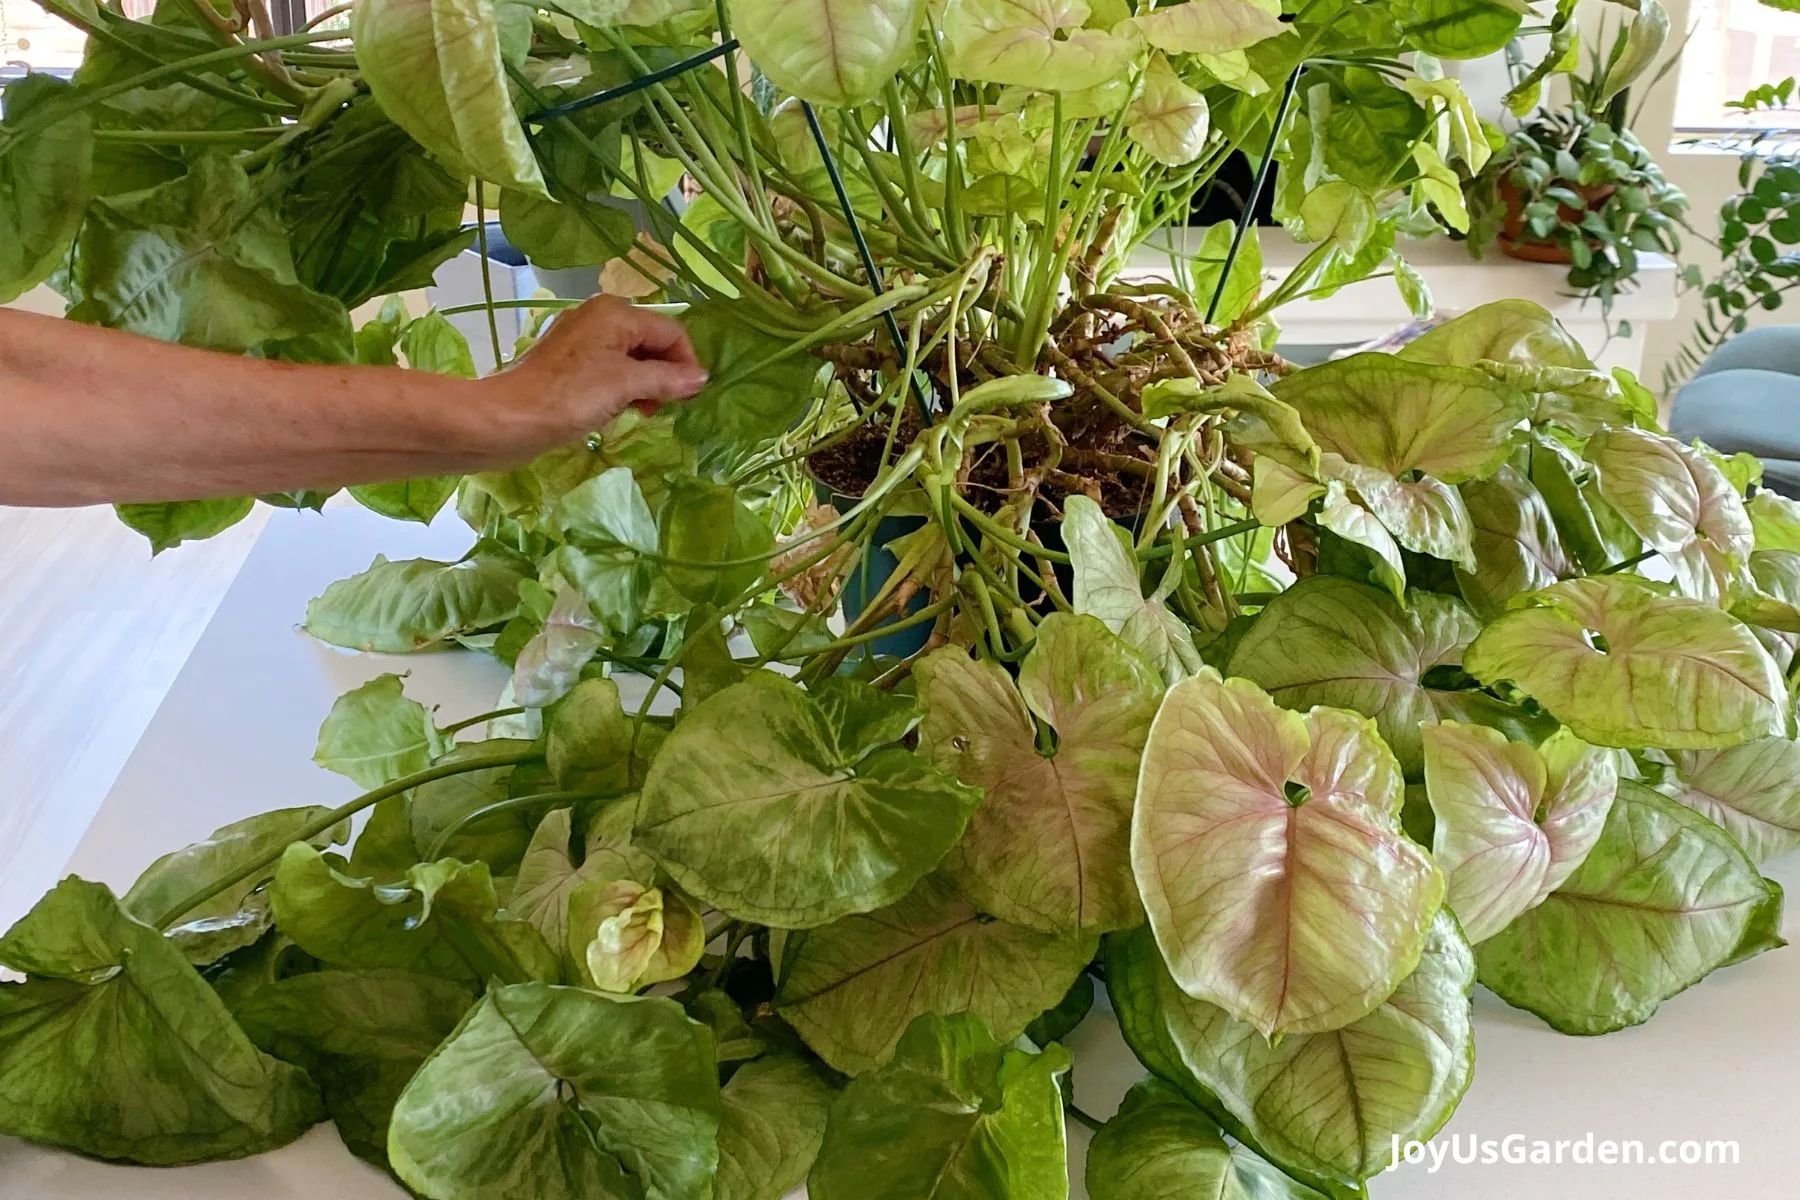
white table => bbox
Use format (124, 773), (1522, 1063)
(5, 505), (1799, 1199)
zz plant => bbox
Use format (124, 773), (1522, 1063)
(3, 2), (1799, 1200)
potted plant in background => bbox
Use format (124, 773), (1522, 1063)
(1461, 0), (1686, 326)
(4, 2), (1800, 1200)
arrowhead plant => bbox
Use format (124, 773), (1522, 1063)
(1, 0), (1791, 1196)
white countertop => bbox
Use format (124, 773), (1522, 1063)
(4, 504), (1799, 1199)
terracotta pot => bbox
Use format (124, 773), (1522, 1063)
(1497, 176), (1616, 264)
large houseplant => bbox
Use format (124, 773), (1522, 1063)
(6, 2), (1800, 1200)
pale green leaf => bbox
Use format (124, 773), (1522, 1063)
(1749, 489), (1800, 552)
(1227, 575), (1491, 774)
(116, 497), (257, 554)
(512, 588), (604, 709)
(1326, 454), (1476, 570)
(1586, 427), (1753, 562)
(70, 156), (348, 353)
(314, 673), (446, 789)
(1298, 180), (1376, 251)
(1596, 0), (1669, 106)
(1454, 464), (1575, 619)
(304, 550), (531, 653)
(388, 983), (720, 1200)
(1663, 738), (1800, 862)
(1132, 0), (1288, 54)
(637, 672), (979, 928)
(1251, 457), (1324, 527)
(1143, 374), (1318, 474)
(1270, 353), (1527, 482)
(1423, 723), (1617, 942)
(353, 0), (546, 194)
(716, 1055), (835, 1200)
(730, 0), (924, 105)
(915, 614), (1162, 934)
(269, 844), (558, 985)
(1476, 779), (1779, 1034)
(775, 874), (1096, 1075)
(1463, 576), (1788, 749)
(944, 0), (1144, 92)
(1064, 494), (1201, 685)
(1133, 669), (1441, 1037)
(1316, 481), (1408, 597)
(1086, 1077), (1328, 1200)
(122, 810), (348, 962)
(547, 677), (665, 793)
(1126, 54), (1211, 167)
(1107, 911), (1474, 1188)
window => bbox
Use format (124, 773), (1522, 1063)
(1675, 0), (1800, 131)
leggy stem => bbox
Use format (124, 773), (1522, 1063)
(150, 743), (540, 929)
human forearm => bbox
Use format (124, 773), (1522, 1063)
(0, 298), (706, 507)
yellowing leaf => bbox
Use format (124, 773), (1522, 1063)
(1131, 0), (1288, 55)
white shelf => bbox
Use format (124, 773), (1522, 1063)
(1125, 228), (1681, 376)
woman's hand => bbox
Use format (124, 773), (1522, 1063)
(485, 295), (709, 454)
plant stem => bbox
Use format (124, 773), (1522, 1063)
(150, 743), (540, 929)
(1207, 64), (1304, 324)
(800, 101), (935, 424)
(1065, 1103), (1106, 1134)
(473, 181), (506, 369)
(440, 707), (527, 736)
(425, 790), (603, 860)
(1, 31), (338, 153)
(1599, 548), (1658, 574)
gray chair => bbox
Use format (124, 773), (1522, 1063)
(1670, 326), (1800, 498)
